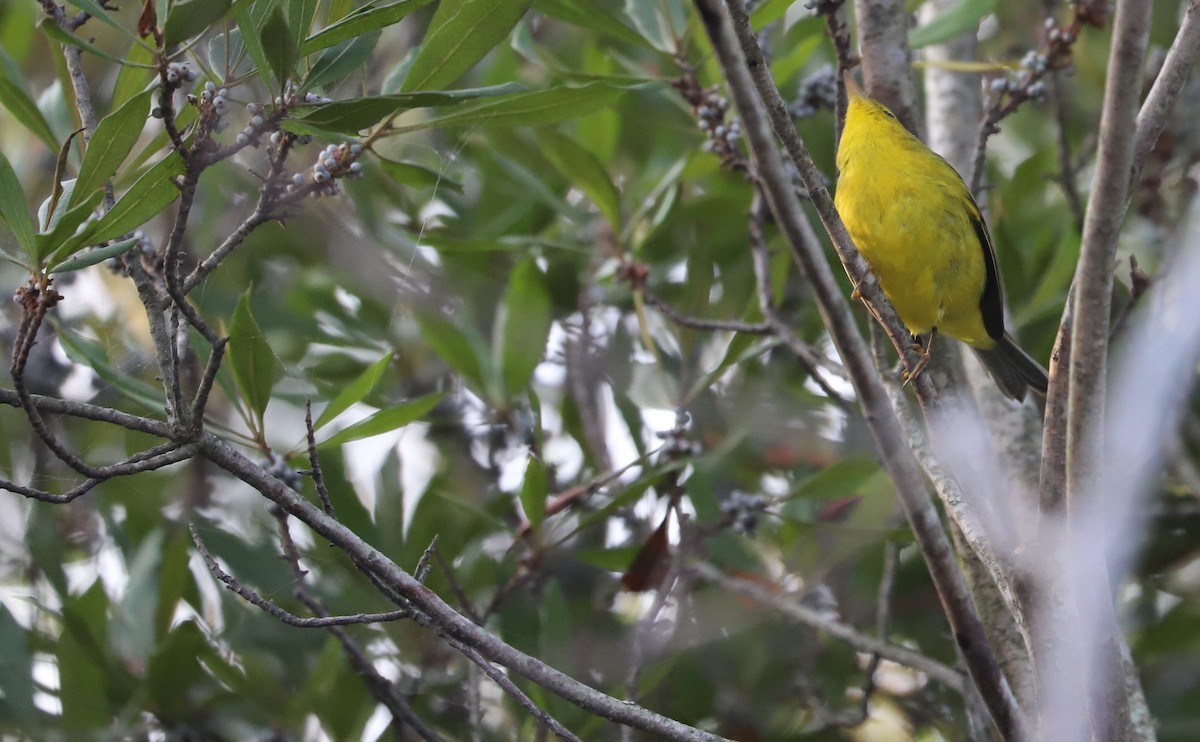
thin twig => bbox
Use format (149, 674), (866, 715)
(642, 287), (772, 335)
(273, 514), (443, 741)
(190, 523), (412, 627)
(859, 541), (899, 718)
(688, 560), (964, 693)
(1131, 0), (1200, 190)
(449, 639), (584, 742)
(304, 401), (336, 517)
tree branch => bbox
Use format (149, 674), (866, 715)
(687, 560), (964, 693)
(197, 434), (728, 742)
(1131, 0), (1200, 189)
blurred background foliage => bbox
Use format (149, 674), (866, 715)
(0, 0), (1198, 739)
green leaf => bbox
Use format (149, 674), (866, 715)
(146, 622), (208, 718)
(56, 325), (169, 413)
(749, 0), (794, 29)
(533, 0), (651, 49)
(909, 0), (996, 49)
(518, 455), (547, 536)
(37, 19), (153, 67)
(86, 152), (186, 245)
(0, 152), (35, 262)
(289, 0), (319, 47)
(291, 83), (523, 133)
(300, 30), (380, 93)
(154, 533), (192, 641)
(318, 392), (444, 448)
(0, 75), (59, 152)
(0, 605), (35, 728)
(314, 352), (394, 430)
(260, 6), (298, 89)
(163, 0), (233, 47)
(416, 311), (490, 396)
(302, 0), (434, 54)
(58, 584), (113, 730)
(539, 128), (620, 229)
(573, 545), (641, 571)
(71, 89), (153, 208)
(49, 235), (139, 274)
(234, 2), (280, 87)
(376, 156), (463, 192)
(790, 454), (883, 500)
(400, 0), (533, 92)
(65, 0), (132, 35)
(498, 258), (553, 396)
(35, 189), (104, 265)
(394, 82), (628, 133)
(228, 289), (284, 423)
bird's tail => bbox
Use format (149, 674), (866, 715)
(972, 333), (1048, 402)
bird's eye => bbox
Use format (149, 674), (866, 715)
(883, 109), (897, 120)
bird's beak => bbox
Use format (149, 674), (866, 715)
(843, 70), (864, 99)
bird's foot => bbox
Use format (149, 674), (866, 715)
(900, 334), (933, 386)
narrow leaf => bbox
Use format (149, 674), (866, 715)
(498, 258), (553, 396)
(300, 30), (380, 93)
(72, 90), (153, 208)
(56, 326), (167, 412)
(415, 311), (489, 395)
(260, 6), (298, 88)
(318, 393), (444, 448)
(376, 157), (463, 192)
(518, 455), (547, 536)
(65, 0), (132, 35)
(909, 0), (996, 49)
(228, 290), (284, 422)
(539, 129), (620, 229)
(0, 76), (59, 151)
(35, 190), (103, 264)
(45, 129), (85, 231)
(291, 83), (522, 132)
(234, 5), (274, 86)
(163, 0), (233, 47)
(313, 352), (394, 430)
(0, 152), (36, 261)
(49, 235), (139, 274)
(393, 82), (626, 133)
(533, 0), (650, 49)
(288, 0), (319, 48)
(87, 152), (185, 245)
(302, 0), (433, 54)
(401, 0), (533, 92)
(38, 20), (154, 67)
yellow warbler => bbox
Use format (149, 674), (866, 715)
(834, 74), (1048, 401)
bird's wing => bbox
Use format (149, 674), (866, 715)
(967, 202), (1006, 342)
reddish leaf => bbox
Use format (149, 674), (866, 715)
(620, 515), (670, 593)
(138, 0), (158, 37)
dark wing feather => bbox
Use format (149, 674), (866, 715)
(967, 203), (1005, 341)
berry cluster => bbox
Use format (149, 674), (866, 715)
(151, 62), (200, 119)
(792, 64), (838, 118)
(696, 91), (742, 153)
(189, 81), (232, 133)
(801, 0), (843, 11)
(274, 80), (332, 107)
(164, 61), (198, 86)
(989, 51), (1048, 101)
(236, 102), (273, 147)
(720, 491), (766, 535)
(262, 452), (303, 491)
(289, 142), (365, 197)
